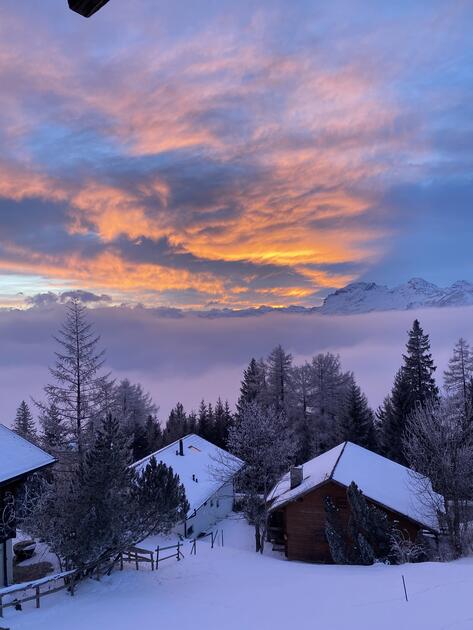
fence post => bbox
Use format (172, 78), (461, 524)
(151, 550), (155, 571)
(221, 529), (224, 547)
(120, 552), (124, 571)
(135, 550), (139, 571)
(35, 585), (40, 609)
(177, 541), (181, 561)
(156, 546), (160, 571)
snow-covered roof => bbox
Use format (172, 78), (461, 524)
(268, 442), (440, 530)
(0, 424), (56, 485)
(132, 434), (243, 516)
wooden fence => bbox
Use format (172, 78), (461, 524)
(121, 528), (224, 571)
(0, 569), (76, 618)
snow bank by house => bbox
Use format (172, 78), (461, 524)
(131, 434), (242, 516)
(0, 424), (55, 484)
(5, 515), (473, 630)
(268, 441), (440, 530)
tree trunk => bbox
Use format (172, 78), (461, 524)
(254, 523), (261, 552)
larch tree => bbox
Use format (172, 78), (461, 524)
(266, 345), (293, 412)
(12, 401), (37, 443)
(404, 396), (473, 558)
(309, 353), (350, 454)
(42, 298), (112, 457)
(225, 402), (294, 553)
(444, 337), (473, 414)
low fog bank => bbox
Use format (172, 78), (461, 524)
(0, 304), (471, 425)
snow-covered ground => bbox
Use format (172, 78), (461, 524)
(4, 514), (473, 630)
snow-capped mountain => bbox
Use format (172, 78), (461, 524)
(319, 278), (473, 315)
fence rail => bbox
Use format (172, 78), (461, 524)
(120, 528), (224, 572)
(0, 569), (76, 618)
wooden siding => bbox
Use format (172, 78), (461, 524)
(280, 480), (421, 563)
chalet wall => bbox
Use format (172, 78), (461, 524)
(282, 481), (420, 563)
(177, 481), (235, 538)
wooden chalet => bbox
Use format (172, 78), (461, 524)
(0, 425), (56, 586)
(267, 441), (440, 563)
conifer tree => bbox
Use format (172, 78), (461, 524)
(377, 369), (413, 464)
(42, 298), (112, 457)
(266, 345), (293, 412)
(39, 403), (69, 450)
(337, 379), (375, 449)
(164, 402), (188, 444)
(402, 319), (438, 407)
(144, 415), (163, 454)
(444, 337), (473, 413)
(237, 358), (266, 414)
(197, 399), (213, 440)
(324, 496), (350, 564)
(213, 397), (231, 448)
(12, 400), (37, 443)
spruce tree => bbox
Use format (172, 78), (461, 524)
(164, 402), (188, 444)
(213, 397), (231, 448)
(12, 400), (37, 442)
(197, 399), (213, 441)
(337, 379), (375, 449)
(377, 369), (413, 464)
(237, 358), (266, 415)
(39, 403), (69, 450)
(402, 319), (438, 407)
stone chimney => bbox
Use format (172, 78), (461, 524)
(179, 439), (184, 456)
(290, 466), (303, 490)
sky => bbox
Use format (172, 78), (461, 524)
(1, 1), (473, 423)
(1, 0), (473, 310)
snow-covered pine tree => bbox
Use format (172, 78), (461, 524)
(337, 377), (376, 449)
(42, 298), (112, 457)
(402, 319), (439, 407)
(266, 345), (293, 412)
(12, 400), (37, 442)
(444, 337), (473, 414)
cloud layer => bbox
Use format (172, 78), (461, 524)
(1, 302), (472, 427)
(1, 1), (473, 308)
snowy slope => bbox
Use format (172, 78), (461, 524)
(6, 515), (473, 630)
(0, 424), (55, 484)
(319, 277), (473, 314)
(268, 442), (440, 530)
(132, 434), (242, 515)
